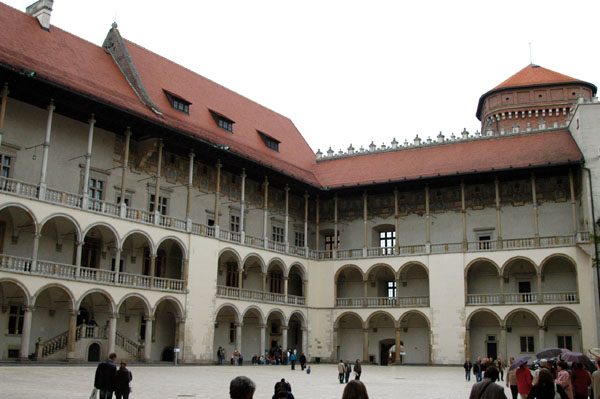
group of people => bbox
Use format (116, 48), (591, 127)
(93, 353), (133, 399)
(338, 359), (362, 383)
(229, 376), (369, 399)
(218, 346), (309, 371)
(464, 356), (506, 382)
(468, 356), (600, 399)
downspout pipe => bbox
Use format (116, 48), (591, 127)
(583, 167), (600, 318)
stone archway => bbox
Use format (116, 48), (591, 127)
(335, 313), (363, 362)
(398, 312), (430, 364)
(213, 304), (240, 363)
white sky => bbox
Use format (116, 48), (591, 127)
(4, 0), (600, 154)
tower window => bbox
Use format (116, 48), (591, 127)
(163, 90), (191, 114)
(258, 131), (280, 152)
(210, 110), (234, 133)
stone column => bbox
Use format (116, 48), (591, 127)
(214, 160), (222, 232)
(334, 195), (339, 258)
(149, 254), (156, 286)
(495, 177), (503, 248)
(175, 318), (185, 356)
(240, 169), (246, 241)
(538, 326), (545, 350)
(113, 248), (121, 283)
(66, 310), (77, 360)
(181, 259), (189, 290)
(186, 151), (195, 230)
(31, 233), (40, 272)
(425, 185), (431, 252)
(301, 327), (308, 356)
(362, 328), (369, 362)
(461, 181), (467, 250)
(38, 99), (55, 199)
(0, 83), (8, 134)
(283, 276), (288, 302)
(75, 240), (83, 277)
(363, 280), (368, 301)
(284, 185), (290, 251)
(238, 268), (244, 295)
(236, 323), (243, 355)
(315, 196), (320, 250)
(108, 314), (117, 354)
(363, 191), (368, 251)
(531, 174), (540, 246)
(281, 326), (288, 350)
(81, 114), (96, 209)
(153, 140), (164, 225)
(394, 189), (399, 253)
(569, 169), (577, 236)
(465, 328), (470, 360)
(304, 192), (309, 251)
(144, 317), (153, 361)
(499, 275), (505, 304)
(302, 279), (308, 301)
(332, 327), (339, 361)
(119, 128), (132, 218)
(19, 306), (33, 360)
(500, 327), (507, 363)
(260, 324), (266, 357)
(263, 177), (269, 247)
(537, 272), (543, 303)
(395, 327), (402, 364)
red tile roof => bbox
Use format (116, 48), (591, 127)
(493, 64), (583, 90)
(0, 4), (586, 190)
(314, 131), (582, 188)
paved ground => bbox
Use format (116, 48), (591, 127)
(0, 363), (510, 398)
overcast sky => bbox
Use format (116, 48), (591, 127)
(5, 0), (600, 154)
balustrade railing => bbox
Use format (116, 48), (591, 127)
(44, 188), (82, 208)
(153, 277), (184, 292)
(503, 292), (538, 304)
(36, 260), (77, 278)
(40, 331), (68, 358)
(335, 296), (429, 308)
(116, 331), (142, 357)
(542, 291), (578, 303)
(431, 242), (463, 254)
(240, 289), (264, 301)
(244, 234), (264, 248)
(0, 254), (32, 273)
(466, 294), (502, 305)
(217, 285), (240, 298)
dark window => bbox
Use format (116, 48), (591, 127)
(258, 131), (280, 152)
(229, 322), (236, 344)
(294, 232), (305, 247)
(520, 336), (534, 353)
(210, 110), (234, 133)
(89, 178), (104, 200)
(557, 335), (573, 351)
(269, 270), (283, 293)
(226, 263), (238, 287)
(149, 194), (168, 215)
(325, 234), (339, 251)
(272, 226), (284, 243)
(387, 281), (396, 298)
(0, 154), (11, 178)
(163, 90), (191, 114)
(230, 215), (240, 233)
(8, 305), (24, 335)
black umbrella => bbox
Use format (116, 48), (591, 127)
(559, 351), (589, 363)
(536, 347), (565, 359)
(509, 356), (531, 370)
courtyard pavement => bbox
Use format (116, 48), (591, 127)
(0, 363), (510, 398)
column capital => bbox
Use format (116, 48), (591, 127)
(362, 328), (369, 333)
(188, 151), (195, 159)
(157, 138), (164, 149)
(144, 316), (155, 322)
(124, 126), (132, 137)
(235, 322), (243, 328)
(68, 309), (79, 316)
(241, 168), (246, 178)
(176, 317), (186, 324)
(216, 159), (222, 169)
(284, 185), (290, 192)
(281, 325), (289, 331)
(259, 324), (266, 329)
(109, 312), (119, 319)
(47, 99), (55, 111)
(88, 114), (96, 125)
(301, 327), (308, 332)
(395, 327), (402, 333)
(303, 192), (309, 200)
(283, 276), (289, 281)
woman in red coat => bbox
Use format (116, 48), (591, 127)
(571, 363), (591, 399)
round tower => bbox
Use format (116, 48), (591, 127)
(476, 64), (597, 135)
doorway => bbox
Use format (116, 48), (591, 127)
(87, 343), (100, 362)
(486, 335), (497, 359)
(379, 339), (395, 366)
(518, 281), (532, 302)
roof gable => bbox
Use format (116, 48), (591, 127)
(493, 64), (582, 90)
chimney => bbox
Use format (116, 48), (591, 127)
(26, 0), (53, 31)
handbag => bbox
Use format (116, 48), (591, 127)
(88, 388), (98, 399)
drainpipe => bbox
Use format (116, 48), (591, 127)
(583, 167), (600, 316)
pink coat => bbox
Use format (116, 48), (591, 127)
(556, 369), (574, 399)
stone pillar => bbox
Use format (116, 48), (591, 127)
(332, 327), (339, 361)
(66, 310), (77, 360)
(461, 181), (467, 250)
(236, 323), (243, 355)
(108, 314), (117, 354)
(149, 254), (156, 286)
(113, 248), (121, 283)
(465, 328), (470, 360)
(144, 317), (153, 361)
(238, 268), (244, 294)
(38, 99), (55, 198)
(425, 185), (431, 252)
(240, 169), (246, 240)
(31, 233), (40, 271)
(119, 128), (132, 218)
(499, 275), (505, 304)
(538, 326), (545, 350)
(363, 280), (368, 300)
(394, 189), (399, 253)
(315, 196), (320, 250)
(282, 326), (288, 350)
(302, 279), (308, 301)
(531, 173), (540, 246)
(0, 83), (8, 133)
(214, 160), (222, 230)
(186, 152), (195, 229)
(395, 327), (402, 364)
(153, 140), (164, 225)
(263, 177), (269, 246)
(75, 240), (83, 276)
(334, 195), (339, 258)
(175, 318), (185, 357)
(363, 191), (368, 250)
(181, 259), (189, 290)
(500, 327), (507, 363)
(283, 276), (288, 301)
(19, 306), (33, 360)
(301, 327), (308, 356)
(537, 272), (543, 303)
(569, 169), (577, 235)
(81, 114), (96, 209)
(495, 177), (503, 248)
(284, 185), (290, 250)
(304, 192), (309, 251)
(260, 324), (266, 357)
(362, 328), (369, 362)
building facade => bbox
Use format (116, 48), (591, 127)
(0, 1), (599, 365)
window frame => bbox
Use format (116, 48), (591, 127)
(379, 230), (395, 254)
(149, 193), (169, 215)
(520, 335), (535, 353)
(210, 110), (235, 133)
(272, 225), (284, 243)
(7, 305), (24, 335)
(294, 231), (305, 247)
(163, 90), (191, 115)
(257, 131), (280, 152)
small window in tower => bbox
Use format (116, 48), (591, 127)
(257, 131), (280, 152)
(163, 90), (191, 114)
(210, 110), (234, 133)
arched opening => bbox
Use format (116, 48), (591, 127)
(505, 310), (539, 358)
(543, 308), (581, 352)
(31, 285), (73, 360)
(336, 266), (364, 306)
(81, 225), (118, 274)
(336, 313), (363, 362)
(466, 260), (500, 305)
(288, 264), (304, 298)
(365, 265), (395, 305)
(78, 291), (114, 339)
(367, 312), (395, 365)
(0, 280), (29, 359)
(155, 239), (184, 280)
(39, 216), (78, 268)
(213, 305), (239, 363)
(241, 255), (263, 293)
(467, 310), (502, 360)
(287, 312), (304, 353)
(0, 205), (36, 264)
(399, 312), (430, 364)
(121, 233), (152, 278)
(541, 256), (578, 303)
(87, 343), (101, 362)
(398, 263), (430, 306)
(217, 250), (240, 290)
(503, 258), (538, 304)
(117, 295), (150, 361)
(152, 299), (178, 362)
(241, 308), (263, 361)
(266, 311), (285, 354)
(266, 261), (285, 298)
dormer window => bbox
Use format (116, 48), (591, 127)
(258, 131), (280, 152)
(210, 110), (234, 133)
(163, 90), (191, 114)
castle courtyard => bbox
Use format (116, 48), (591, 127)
(0, 363), (503, 398)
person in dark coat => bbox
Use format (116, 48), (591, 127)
(94, 353), (117, 399)
(345, 360), (351, 383)
(115, 361), (132, 399)
(299, 353), (306, 371)
(354, 359), (362, 380)
(464, 358), (473, 381)
(474, 357), (483, 382)
(528, 368), (568, 399)
(468, 366), (507, 399)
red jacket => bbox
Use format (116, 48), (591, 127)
(572, 368), (591, 396)
(516, 367), (533, 395)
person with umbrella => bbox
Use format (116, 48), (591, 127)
(527, 368), (568, 399)
(506, 357), (519, 399)
(555, 361), (574, 399)
(512, 357), (533, 399)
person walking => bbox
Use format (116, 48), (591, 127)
(464, 358), (473, 381)
(506, 359), (518, 399)
(516, 362), (533, 399)
(345, 360), (351, 383)
(354, 359), (362, 380)
(289, 351), (297, 370)
(115, 361), (132, 399)
(528, 368), (568, 399)
(468, 366), (507, 399)
(496, 356), (505, 382)
(299, 353), (306, 371)
(474, 357), (483, 382)
(94, 353), (117, 399)
(338, 360), (346, 384)
(217, 346), (224, 365)
(571, 363), (591, 399)
(555, 361), (574, 399)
